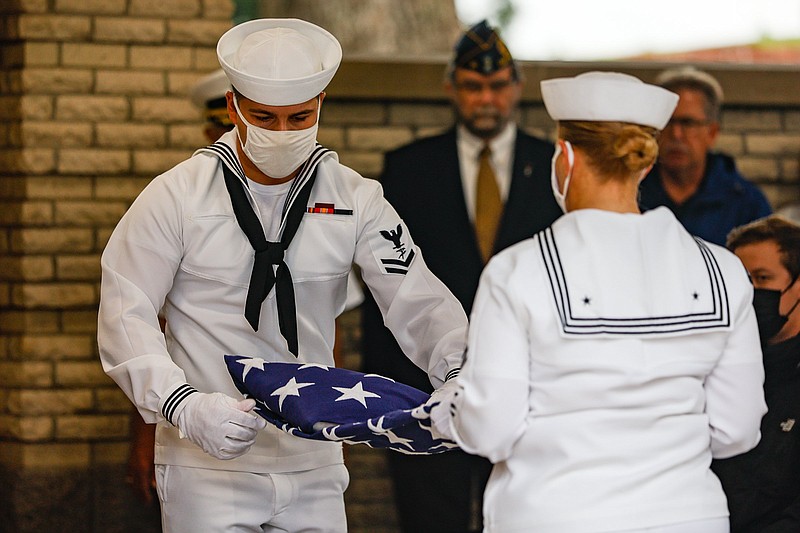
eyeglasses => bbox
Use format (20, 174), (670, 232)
(454, 79), (514, 94)
(664, 117), (711, 130)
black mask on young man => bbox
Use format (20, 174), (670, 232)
(752, 276), (800, 343)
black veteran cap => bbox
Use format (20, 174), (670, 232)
(453, 20), (514, 75)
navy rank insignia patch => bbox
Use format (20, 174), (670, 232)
(378, 223), (414, 275)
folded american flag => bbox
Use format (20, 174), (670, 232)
(225, 355), (459, 455)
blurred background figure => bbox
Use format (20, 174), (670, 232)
(713, 215), (800, 533)
(361, 20), (560, 533)
(639, 66), (771, 246)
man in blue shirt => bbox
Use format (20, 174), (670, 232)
(639, 66), (771, 245)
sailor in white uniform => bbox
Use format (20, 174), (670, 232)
(431, 72), (766, 533)
(98, 19), (466, 533)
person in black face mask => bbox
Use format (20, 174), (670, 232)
(712, 214), (800, 533)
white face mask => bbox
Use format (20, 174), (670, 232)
(550, 140), (574, 213)
(234, 96), (319, 179)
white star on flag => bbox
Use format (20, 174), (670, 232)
(239, 356), (267, 379)
(332, 381), (380, 408)
(271, 377), (314, 410)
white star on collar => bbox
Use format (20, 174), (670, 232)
(238, 357), (267, 379)
(271, 377), (314, 410)
(332, 381), (380, 408)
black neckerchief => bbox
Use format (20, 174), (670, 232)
(198, 141), (331, 356)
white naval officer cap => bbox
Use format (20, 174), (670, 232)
(540, 71), (679, 130)
(216, 18), (342, 106)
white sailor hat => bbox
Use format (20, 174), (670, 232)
(541, 71), (679, 130)
(217, 18), (342, 106)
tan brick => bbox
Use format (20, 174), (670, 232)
(202, 0), (235, 19)
(55, 0), (127, 15)
(96, 388), (133, 413)
(786, 111), (800, 132)
(168, 124), (207, 149)
(168, 71), (210, 98)
(167, 19), (229, 45)
(57, 413), (128, 439)
(97, 123), (166, 148)
(56, 360), (110, 386)
(94, 441), (131, 464)
(317, 127), (345, 151)
(324, 103), (387, 126)
(130, 0), (201, 18)
(96, 176), (152, 200)
(130, 45), (192, 70)
(736, 157), (780, 181)
(96, 227), (114, 250)
(62, 43), (127, 68)
(0, 201), (52, 225)
(722, 110), (782, 132)
(347, 127), (413, 151)
(12, 228), (93, 254)
(715, 133), (745, 156)
(192, 47), (219, 70)
(12, 283), (96, 308)
(0, 310), (58, 334)
(8, 389), (93, 415)
(21, 95), (54, 120)
(0, 442), (90, 469)
(18, 14), (91, 40)
(388, 103), (453, 127)
(0, 148), (56, 174)
(132, 96), (196, 122)
(0, 255), (54, 281)
(22, 68), (92, 94)
(745, 134), (800, 156)
(56, 95), (129, 121)
(0, 361), (53, 387)
(27, 176), (92, 199)
(94, 17), (166, 43)
(7, 0), (48, 14)
(24, 42), (58, 66)
(0, 283), (9, 309)
(133, 149), (192, 175)
(62, 310), (99, 333)
(21, 121), (93, 148)
(56, 254), (101, 280)
(58, 149), (131, 175)
(96, 70), (165, 96)
(12, 333), (95, 359)
(780, 156), (799, 182)
(337, 151), (383, 179)
(55, 201), (128, 225)
(0, 415), (54, 441)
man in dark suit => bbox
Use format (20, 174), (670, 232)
(361, 20), (562, 533)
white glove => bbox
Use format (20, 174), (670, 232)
(175, 392), (267, 460)
(426, 378), (461, 442)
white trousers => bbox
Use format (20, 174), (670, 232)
(156, 463), (349, 533)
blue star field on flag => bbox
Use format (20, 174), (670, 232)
(225, 355), (459, 455)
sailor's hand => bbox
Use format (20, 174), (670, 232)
(175, 392), (267, 460)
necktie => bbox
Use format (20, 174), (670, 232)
(475, 145), (503, 263)
(221, 163), (317, 357)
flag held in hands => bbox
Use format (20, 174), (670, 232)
(225, 355), (459, 455)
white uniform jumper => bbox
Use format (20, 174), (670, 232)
(451, 207), (766, 533)
(98, 130), (467, 476)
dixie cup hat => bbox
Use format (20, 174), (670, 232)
(217, 18), (342, 106)
(540, 71), (679, 130)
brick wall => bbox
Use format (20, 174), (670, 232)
(1, 3), (800, 532)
